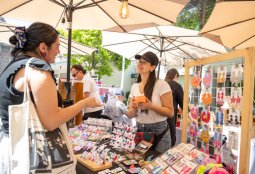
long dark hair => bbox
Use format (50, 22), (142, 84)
(9, 22), (59, 58)
(137, 69), (157, 114)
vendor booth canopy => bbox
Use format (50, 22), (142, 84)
(0, 0), (188, 90)
(0, 22), (95, 56)
(0, 0), (188, 32)
(200, 0), (255, 49)
(102, 25), (227, 68)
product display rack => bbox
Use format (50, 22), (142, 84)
(181, 47), (255, 174)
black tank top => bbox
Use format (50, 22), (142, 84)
(0, 56), (62, 134)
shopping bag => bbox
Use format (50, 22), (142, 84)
(9, 58), (75, 174)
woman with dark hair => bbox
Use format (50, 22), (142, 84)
(0, 22), (101, 173)
(126, 51), (174, 153)
(165, 68), (184, 147)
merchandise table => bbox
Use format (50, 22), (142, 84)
(75, 149), (161, 174)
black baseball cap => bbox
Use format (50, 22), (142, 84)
(135, 51), (159, 67)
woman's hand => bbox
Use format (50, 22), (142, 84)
(130, 96), (139, 110)
(84, 97), (103, 108)
(137, 97), (152, 110)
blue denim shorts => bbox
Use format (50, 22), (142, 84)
(137, 120), (171, 153)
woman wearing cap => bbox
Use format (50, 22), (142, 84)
(126, 51), (174, 153)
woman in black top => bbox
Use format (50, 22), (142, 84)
(0, 22), (101, 173)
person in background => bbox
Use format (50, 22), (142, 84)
(103, 88), (132, 125)
(71, 65), (104, 120)
(165, 68), (184, 147)
(126, 51), (174, 153)
(0, 22), (101, 173)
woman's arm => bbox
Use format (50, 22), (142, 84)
(125, 97), (138, 118)
(138, 92), (174, 117)
(28, 68), (101, 131)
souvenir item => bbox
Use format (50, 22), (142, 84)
(190, 105), (199, 119)
(200, 125), (210, 143)
(215, 109), (224, 125)
(188, 121), (198, 137)
(228, 109), (241, 125)
(200, 143), (209, 155)
(230, 87), (242, 109)
(230, 64), (243, 85)
(172, 158), (197, 174)
(146, 158), (168, 174)
(139, 168), (150, 174)
(213, 128), (222, 148)
(216, 88), (225, 106)
(162, 167), (178, 174)
(134, 141), (152, 154)
(201, 107), (211, 123)
(160, 149), (176, 161)
(217, 66), (227, 83)
(180, 143), (195, 156)
(165, 152), (183, 165)
(191, 71), (201, 88)
(214, 149), (222, 164)
(186, 149), (202, 160)
(202, 67), (212, 88)
(227, 131), (239, 150)
(201, 92), (212, 105)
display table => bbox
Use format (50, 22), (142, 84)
(75, 149), (161, 174)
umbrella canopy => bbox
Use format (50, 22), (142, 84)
(0, 0), (188, 32)
(200, 0), (255, 49)
(102, 25), (227, 68)
(0, 0), (188, 99)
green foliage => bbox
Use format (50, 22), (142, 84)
(59, 29), (131, 79)
(176, 0), (216, 30)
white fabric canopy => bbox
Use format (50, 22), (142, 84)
(0, 0), (188, 32)
(200, 1), (255, 49)
(103, 25), (227, 67)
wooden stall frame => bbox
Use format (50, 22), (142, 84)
(58, 80), (84, 125)
(181, 47), (255, 174)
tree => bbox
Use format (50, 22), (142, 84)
(59, 29), (131, 79)
(176, 0), (216, 30)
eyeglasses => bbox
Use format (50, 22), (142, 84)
(137, 60), (149, 65)
(72, 71), (79, 77)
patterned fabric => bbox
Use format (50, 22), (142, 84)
(14, 27), (27, 48)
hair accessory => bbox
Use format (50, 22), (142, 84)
(190, 105), (199, 119)
(188, 121), (198, 137)
(213, 128), (222, 148)
(215, 109), (223, 125)
(201, 109), (210, 123)
(202, 92), (212, 105)
(230, 64), (243, 85)
(217, 66), (226, 83)
(14, 26), (27, 48)
(191, 73), (200, 88)
(200, 125), (209, 143)
(202, 67), (212, 88)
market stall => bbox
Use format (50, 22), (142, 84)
(181, 47), (255, 174)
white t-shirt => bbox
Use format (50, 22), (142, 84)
(129, 79), (171, 124)
(82, 74), (103, 113)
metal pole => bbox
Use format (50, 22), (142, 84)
(120, 56), (125, 89)
(65, 3), (73, 101)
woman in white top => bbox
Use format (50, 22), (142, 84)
(126, 51), (174, 153)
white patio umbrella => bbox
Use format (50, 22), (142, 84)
(0, 0), (188, 99)
(102, 25), (227, 70)
(200, 0), (255, 49)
